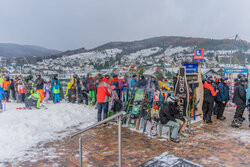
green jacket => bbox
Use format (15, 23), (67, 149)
(0, 77), (4, 87)
(28, 92), (41, 108)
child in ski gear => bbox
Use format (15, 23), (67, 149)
(70, 74), (78, 103)
(2, 76), (11, 102)
(35, 74), (45, 102)
(66, 82), (72, 103)
(159, 96), (181, 143)
(202, 77), (218, 124)
(25, 91), (41, 109)
(52, 81), (60, 103)
(17, 80), (25, 103)
(96, 76), (111, 122)
(215, 77), (229, 120)
(232, 77), (247, 127)
(24, 75), (35, 97)
(43, 80), (50, 103)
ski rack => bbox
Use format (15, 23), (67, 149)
(71, 111), (126, 167)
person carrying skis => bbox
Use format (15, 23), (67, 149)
(43, 79), (50, 103)
(35, 74), (45, 102)
(215, 77), (229, 120)
(2, 76), (11, 102)
(232, 77), (247, 127)
(52, 80), (60, 103)
(85, 73), (96, 106)
(96, 75), (111, 122)
(25, 91), (41, 109)
(159, 96), (181, 143)
(138, 75), (147, 89)
(202, 77), (218, 124)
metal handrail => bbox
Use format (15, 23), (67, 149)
(70, 111), (125, 167)
(71, 111), (125, 138)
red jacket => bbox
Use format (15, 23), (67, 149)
(203, 82), (217, 96)
(97, 78), (111, 103)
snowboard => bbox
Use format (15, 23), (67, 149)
(150, 89), (161, 136)
(127, 89), (145, 128)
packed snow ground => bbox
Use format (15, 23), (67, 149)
(0, 101), (96, 164)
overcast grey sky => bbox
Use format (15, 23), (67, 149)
(0, 0), (250, 51)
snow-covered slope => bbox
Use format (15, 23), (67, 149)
(0, 102), (96, 164)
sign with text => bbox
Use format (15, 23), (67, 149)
(183, 63), (198, 73)
(174, 67), (189, 116)
(194, 48), (204, 61)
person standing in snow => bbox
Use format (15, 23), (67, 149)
(137, 75), (147, 89)
(2, 76), (11, 102)
(52, 81), (60, 103)
(147, 75), (159, 101)
(17, 80), (25, 103)
(215, 77), (229, 121)
(35, 74), (44, 102)
(85, 73), (96, 106)
(111, 74), (120, 99)
(202, 77), (218, 124)
(246, 85), (250, 128)
(43, 80), (50, 103)
(96, 75), (111, 122)
(232, 77), (247, 127)
(25, 91), (41, 109)
(10, 79), (16, 101)
(0, 86), (6, 112)
(24, 75), (35, 98)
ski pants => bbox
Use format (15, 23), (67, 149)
(44, 92), (50, 102)
(97, 102), (108, 122)
(25, 98), (37, 108)
(37, 89), (44, 102)
(71, 89), (76, 103)
(11, 89), (16, 100)
(54, 93), (60, 103)
(234, 103), (245, 119)
(0, 100), (2, 110)
(202, 100), (214, 121)
(166, 121), (180, 139)
(4, 90), (9, 101)
(88, 90), (95, 103)
(215, 101), (226, 118)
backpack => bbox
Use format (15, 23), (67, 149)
(112, 99), (122, 112)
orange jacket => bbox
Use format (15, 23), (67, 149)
(2, 80), (11, 91)
(203, 82), (217, 96)
(97, 78), (111, 103)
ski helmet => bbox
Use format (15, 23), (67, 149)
(166, 96), (180, 104)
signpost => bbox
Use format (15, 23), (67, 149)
(194, 48), (204, 62)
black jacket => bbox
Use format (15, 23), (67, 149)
(35, 78), (44, 90)
(233, 83), (246, 105)
(159, 102), (177, 124)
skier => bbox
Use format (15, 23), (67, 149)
(129, 74), (137, 89)
(17, 80), (25, 103)
(52, 81), (60, 103)
(159, 96), (181, 143)
(35, 74), (44, 102)
(137, 75), (147, 89)
(111, 74), (120, 98)
(215, 77), (229, 120)
(43, 80), (50, 103)
(232, 77), (247, 127)
(10, 79), (16, 101)
(66, 81), (72, 103)
(96, 75), (111, 122)
(202, 77), (218, 124)
(0, 74), (4, 88)
(85, 73), (96, 106)
(0, 86), (6, 112)
(25, 91), (41, 109)
(119, 77), (129, 103)
(24, 75), (35, 98)
(2, 76), (11, 102)
(70, 74), (78, 103)
(51, 74), (61, 101)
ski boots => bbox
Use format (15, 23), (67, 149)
(170, 138), (179, 143)
(231, 119), (242, 128)
(217, 116), (226, 120)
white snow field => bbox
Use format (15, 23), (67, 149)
(0, 102), (96, 164)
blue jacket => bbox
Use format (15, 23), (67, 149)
(216, 83), (229, 102)
(130, 78), (137, 89)
(0, 87), (6, 100)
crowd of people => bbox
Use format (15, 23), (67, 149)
(0, 71), (249, 143)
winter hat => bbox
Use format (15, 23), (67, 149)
(132, 74), (137, 78)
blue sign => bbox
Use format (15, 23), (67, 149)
(183, 63), (198, 73)
(224, 68), (248, 74)
(196, 50), (202, 56)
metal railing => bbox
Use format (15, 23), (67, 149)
(71, 111), (126, 167)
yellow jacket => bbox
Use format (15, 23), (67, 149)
(66, 82), (72, 95)
(158, 81), (170, 91)
(0, 77), (4, 88)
